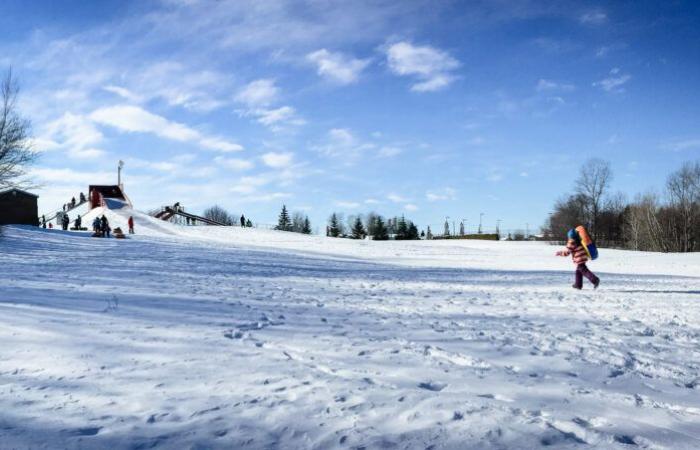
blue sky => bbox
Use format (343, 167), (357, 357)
(2, 0), (699, 233)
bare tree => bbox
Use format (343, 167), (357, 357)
(666, 161), (700, 252)
(575, 158), (612, 240)
(203, 205), (234, 225)
(0, 68), (36, 189)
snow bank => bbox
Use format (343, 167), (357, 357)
(1, 222), (699, 449)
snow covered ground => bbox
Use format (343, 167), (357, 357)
(1, 207), (699, 449)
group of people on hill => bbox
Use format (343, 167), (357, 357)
(61, 192), (87, 212)
(90, 215), (135, 237)
(92, 215), (111, 237)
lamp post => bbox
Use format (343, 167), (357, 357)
(118, 160), (124, 188)
(478, 212), (484, 234)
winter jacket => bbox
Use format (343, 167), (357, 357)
(556, 239), (589, 265)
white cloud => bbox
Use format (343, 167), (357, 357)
(233, 79), (303, 130)
(235, 79), (279, 107)
(661, 139), (700, 152)
(426, 187), (457, 202)
(254, 106), (303, 126)
(404, 204), (418, 212)
(90, 105), (242, 152)
(28, 167), (114, 185)
(40, 112), (106, 159)
(68, 148), (106, 159)
(580, 11), (607, 25)
(134, 62), (228, 112)
(214, 157), (255, 170)
(536, 79), (575, 92)
(261, 152), (294, 168)
(487, 172), (504, 182)
(335, 200), (361, 209)
(364, 198), (380, 205)
(90, 105), (197, 140)
(377, 146), (401, 158)
(594, 68), (631, 92)
(386, 41), (459, 92)
(315, 128), (373, 160)
(199, 137), (243, 153)
(230, 175), (271, 194)
(103, 85), (142, 102)
(387, 193), (409, 203)
(306, 49), (370, 84)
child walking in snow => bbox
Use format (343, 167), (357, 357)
(556, 229), (600, 290)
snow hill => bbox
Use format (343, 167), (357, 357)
(1, 208), (699, 449)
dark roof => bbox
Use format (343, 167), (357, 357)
(0, 188), (39, 198)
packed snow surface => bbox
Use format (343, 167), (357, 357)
(1, 206), (699, 449)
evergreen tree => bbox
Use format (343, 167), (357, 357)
(351, 217), (366, 239)
(276, 205), (292, 231)
(420, 230), (425, 239)
(444, 219), (450, 236)
(328, 213), (341, 237)
(291, 212), (306, 233)
(459, 221), (465, 236)
(373, 216), (389, 240)
(396, 216), (408, 240)
(302, 216), (312, 234)
(407, 222), (419, 240)
(426, 226), (433, 240)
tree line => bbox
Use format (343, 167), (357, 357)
(326, 211), (420, 240)
(545, 158), (700, 252)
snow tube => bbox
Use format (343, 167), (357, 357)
(575, 225), (598, 260)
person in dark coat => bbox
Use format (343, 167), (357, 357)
(92, 216), (101, 235)
(71, 197), (76, 209)
(62, 213), (70, 231)
(75, 215), (82, 230)
(128, 216), (134, 234)
(79, 192), (86, 203)
(101, 215), (110, 238)
(41, 215), (46, 229)
(240, 214), (246, 227)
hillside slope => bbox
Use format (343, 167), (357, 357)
(1, 223), (699, 449)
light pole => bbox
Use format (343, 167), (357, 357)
(118, 160), (124, 188)
(478, 212), (484, 234)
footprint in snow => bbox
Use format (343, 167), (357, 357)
(418, 381), (447, 392)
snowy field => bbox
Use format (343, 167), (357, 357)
(1, 207), (699, 449)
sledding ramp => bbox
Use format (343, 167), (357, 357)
(82, 206), (180, 238)
(89, 185), (132, 210)
(155, 204), (229, 226)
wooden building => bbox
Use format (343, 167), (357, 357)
(0, 188), (39, 226)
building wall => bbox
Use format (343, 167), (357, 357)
(0, 192), (39, 226)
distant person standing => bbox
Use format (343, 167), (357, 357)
(79, 192), (86, 203)
(41, 215), (46, 229)
(92, 216), (101, 235)
(61, 213), (70, 231)
(71, 197), (76, 209)
(240, 214), (246, 227)
(128, 216), (135, 234)
(74, 214), (82, 230)
(101, 215), (110, 238)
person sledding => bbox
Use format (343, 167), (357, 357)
(556, 227), (600, 290)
